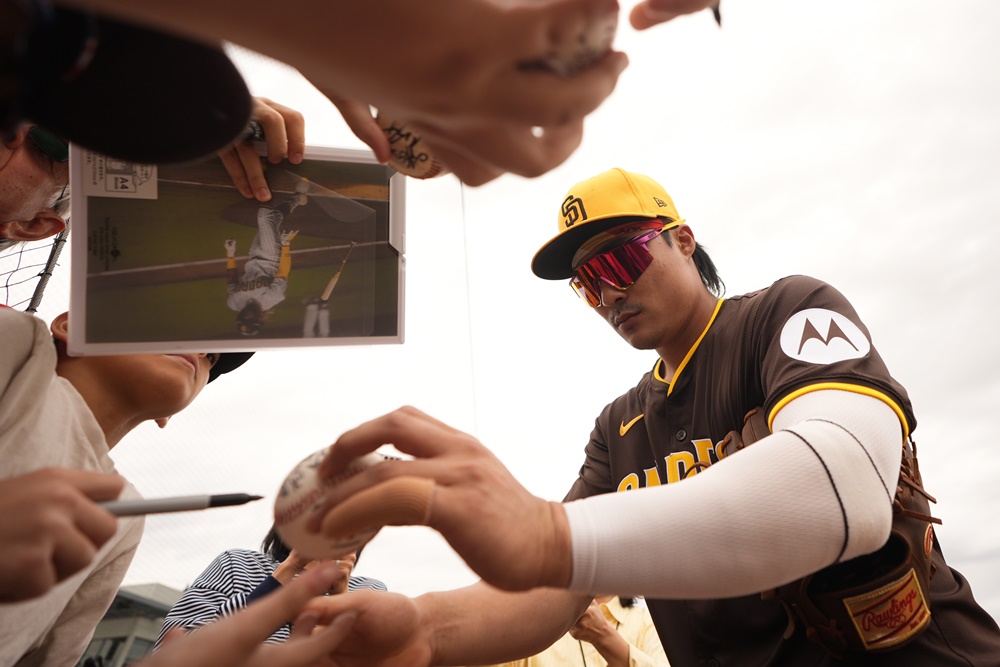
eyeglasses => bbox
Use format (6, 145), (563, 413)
(27, 127), (69, 164)
(0, 126), (69, 175)
(569, 226), (667, 307)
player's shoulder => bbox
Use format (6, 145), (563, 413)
(726, 275), (830, 303)
(723, 275), (854, 320)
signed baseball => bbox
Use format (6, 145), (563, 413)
(274, 448), (387, 560)
(375, 112), (447, 179)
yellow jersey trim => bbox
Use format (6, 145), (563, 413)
(769, 383), (911, 438)
(654, 298), (726, 396)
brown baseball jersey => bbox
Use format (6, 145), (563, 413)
(564, 275), (1000, 665)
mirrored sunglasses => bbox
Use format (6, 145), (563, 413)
(569, 226), (667, 307)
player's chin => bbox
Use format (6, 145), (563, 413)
(144, 373), (208, 412)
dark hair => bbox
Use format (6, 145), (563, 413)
(50, 184), (71, 219)
(260, 524), (366, 563)
(659, 220), (725, 297)
(237, 300), (265, 336)
(619, 596), (637, 608)
(261, 526), (291, 562)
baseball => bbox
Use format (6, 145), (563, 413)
(375, 112), (448, 179)
(274, 447), (388, 560)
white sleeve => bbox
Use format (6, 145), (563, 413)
(564, 390), (903, 599)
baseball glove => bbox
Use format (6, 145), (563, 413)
(720, 407), (940, 657)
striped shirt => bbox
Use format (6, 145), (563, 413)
(155, 548), (387, 648)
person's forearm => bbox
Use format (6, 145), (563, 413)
(419, 583), (589, 666)
(277, 247), (291, 279)
(590, 632), (631, 667)
(566, 391), (902, 598)
(51, 0), (470, 100)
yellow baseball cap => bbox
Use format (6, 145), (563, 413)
(531, 168), (684, 280)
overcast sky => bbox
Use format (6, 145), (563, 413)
(20, 0), (1000, 623)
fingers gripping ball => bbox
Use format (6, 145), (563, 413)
(375, 112), (448, 180)
(274, 448), (388, 559)
(319, 475), (435, 539)
(274, 448), (436, 559)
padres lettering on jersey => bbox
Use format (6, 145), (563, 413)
(570, 276), (914, 498)
(236, 275), (275, 292)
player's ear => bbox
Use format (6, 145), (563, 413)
(3, 128), (27, 150)
(0, 211), (66, 242)
(50, 311), (70, 343)
(155, 417), (171, 429)
(673, 224), (697, 257)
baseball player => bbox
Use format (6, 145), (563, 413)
(298, 168), (1000, 667)
(225, 187), (307, 336)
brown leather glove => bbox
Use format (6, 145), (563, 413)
(721, 407), (940, 657)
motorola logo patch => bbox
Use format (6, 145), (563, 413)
(779, 308), (870, 364)
(561, 195), (587, 228)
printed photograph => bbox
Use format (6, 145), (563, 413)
(68, 146), (405, 354)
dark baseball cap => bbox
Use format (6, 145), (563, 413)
(3, 4), (252, 164)
(208, 352), (254, 384)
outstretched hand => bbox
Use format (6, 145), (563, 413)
(299, 0), (626, 186)
(217, 97), (306, 202)
(281, 230), (299, 246)
(321, 92), (391, 165)
(308, 406), (573, 592)
(139, 562), (357, 667)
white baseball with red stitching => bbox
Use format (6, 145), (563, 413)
(273, 448), (386, 559)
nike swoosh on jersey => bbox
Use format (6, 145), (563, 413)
(619, 414), (644, 436)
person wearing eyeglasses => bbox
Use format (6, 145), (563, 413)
(0, 125), (71, 253)
(0, 97), (305, 259)
(290, 168), (1000, 667)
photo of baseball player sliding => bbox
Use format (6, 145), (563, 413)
(68, 147), (405, 353)
(225, 184), (309, 337)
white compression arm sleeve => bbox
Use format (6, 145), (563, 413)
(564, 390), (903, 598)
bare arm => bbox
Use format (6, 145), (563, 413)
(567, 601), (631, 667)
(299, 581), (590, 667)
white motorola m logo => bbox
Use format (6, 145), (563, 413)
(779, 308), (871, 364)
